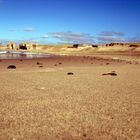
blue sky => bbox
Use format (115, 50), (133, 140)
(0, 0), (140, 44)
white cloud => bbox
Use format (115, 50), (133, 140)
(97, 31), (125, 43)
(99, 31), (125, 36)
(97, 36), (125, 43)
(23, 28), (35, 32)
(49, 31), (94, 44)
(41, 34), (49, 39)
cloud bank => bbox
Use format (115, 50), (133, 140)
(1, 28), (140, 44)
(49, 31), (94, 44)
(97, 31), (125, 43)
(99, 31), (125, 36)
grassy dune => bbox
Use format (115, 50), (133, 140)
(32, 43), (140, 55)
(1, 43), (140, 55)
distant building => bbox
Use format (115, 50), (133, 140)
(68, 44), (98, 48)
(129, 44), (139, 47)
(72, 44), (79, 48)
(7, 42), (17, 50)
(18, 43), (36, 50)
(92, 45), (98, 48)
(106, 43), (124, 46)
(67, 44), (79, 48)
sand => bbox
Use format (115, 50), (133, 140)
(0, 55), (139, 140)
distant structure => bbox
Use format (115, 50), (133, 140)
(73, 44), (79, 48)
(7, 42), (17, 50)
(81, 44), (98, 48)
(68, 44), (79, 48)
(129, 44), (139, 47)
(67, 44), (98, 48)
(92, 45), (98, 48)
(106, 43), (124, 46)
(18, 43), (37, 50)
(7, 42), (37, 51)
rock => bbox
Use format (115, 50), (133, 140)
(39, 65), (43, 68)
(7, 65), (16, 69)
(36, 62), (43, 65)
(102, 73), (107, 76)
(108, 72), (117, 76)
(67, 72), (74, 75)
(83, 133), (87, 137)
(102, 72), (117, 76)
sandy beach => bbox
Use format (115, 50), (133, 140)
(0, 55), (139, 140)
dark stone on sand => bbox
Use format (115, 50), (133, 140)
(36, 62), (43, 65)
(102, 72), (117, 76)
(7, 65), (16, 69)
(39, 66), (43, 68)
(37, 62), (40, 65)
(109, 72), (117, 76)
(102, 73), (108, 76)
(54, 64), (57, 66)
(59, 62), (62, 64)
(67, 72), (74, 75)
(106, 63), (110, 65)
(83, 133), (87, 137)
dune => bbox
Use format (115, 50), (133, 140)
(1, 42), (140, 55)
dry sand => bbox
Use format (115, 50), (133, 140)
(0, 55), (140, 140)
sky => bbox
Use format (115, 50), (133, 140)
(0, 0), (140, 44)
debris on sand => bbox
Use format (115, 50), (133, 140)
(83, 133), (87, 137)
(108, 72), (117, 76)
(59, 62), (62, 65)
(102, 71), (117, 76)
(67, 72), (74, 75)
(39, 65), (43, 68)
(7, 65), (16, 69)
(36, 62), (43, 65)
